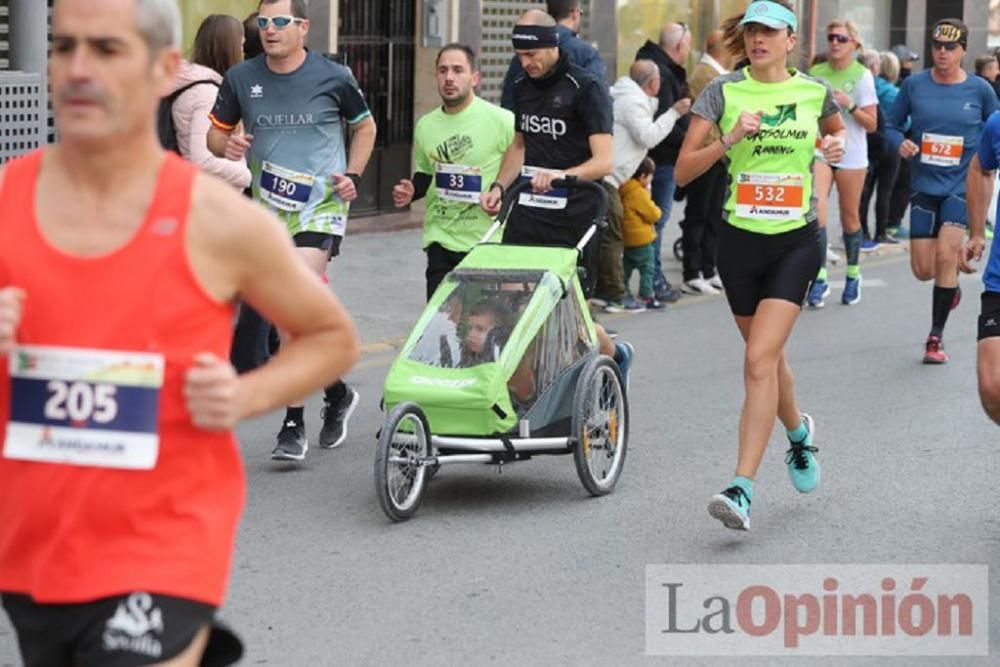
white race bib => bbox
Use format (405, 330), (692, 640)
(5, 345), (165, 470)
(517, 166), (568, 210)
(260, 161), (315, 212)
(735, 172), (805, 221)
(434, 163), (483, 203)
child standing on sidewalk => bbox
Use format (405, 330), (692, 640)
(620, 157), (667, 310)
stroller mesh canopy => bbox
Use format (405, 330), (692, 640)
(409, 270), (541, 370)
(401, 267), (593, 420)
(386, 244), (597, 435)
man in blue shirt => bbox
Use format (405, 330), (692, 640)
(964, 110), (1000, 423)
(887, 19), (999, 364)
(499, 0), (606, 111)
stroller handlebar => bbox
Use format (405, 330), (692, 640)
(479, 177), (610, 246)
(497, 177), (610, 230)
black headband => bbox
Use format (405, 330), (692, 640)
(512, 25), (559, 50)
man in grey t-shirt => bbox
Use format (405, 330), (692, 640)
(208, 0), (376, 462)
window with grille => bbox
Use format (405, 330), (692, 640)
(0, 1), (10, 70)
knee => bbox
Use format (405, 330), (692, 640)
(744, 346), (779, 384)
(935, 246), (959, 273)
(912, 262), (934, 281)
(978, 363), (1000, 425)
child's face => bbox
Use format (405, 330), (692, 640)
(640, 172), (654, 188)
(464, 313), (496, 355)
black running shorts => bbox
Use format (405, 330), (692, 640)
(716, 221), (824, 317)
(293, 231), (343, 257)
(978, 291), (1000, 340)
(2, 592), (243, 667)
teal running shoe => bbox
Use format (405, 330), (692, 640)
(785, 413), (820, 493)
(708, 486), (751, 531)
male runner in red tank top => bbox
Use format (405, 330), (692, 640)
(0, 1), (360, 665)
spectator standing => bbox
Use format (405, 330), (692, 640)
(887, 44), (920, 236)
(636, 23), (693, 303)
(171, 15), (250, 189)
(620, 157), (666, 309)
(678, 29), (729, 295)
(858, 51), (904, 246)
(598, 59), (688, 311)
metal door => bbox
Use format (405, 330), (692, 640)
(338, 0), (415, 215)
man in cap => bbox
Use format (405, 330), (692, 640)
(891, 43), (919, 81)
(887, 19), (999, 364)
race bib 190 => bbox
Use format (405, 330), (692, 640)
(434, 163), (482, 203)
(260, 161), (315, 212)
(735, 172), (805, 221)
(517, 166), (568, 210)
(921, 133), (963, 167)
(4, 345), (165, 470)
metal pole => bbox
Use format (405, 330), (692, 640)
(9, 0), (49, 142)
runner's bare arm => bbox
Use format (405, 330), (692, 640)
(186, 176), (360, 426)
(494, 132), (526, 189)
(676, 116), (729, 187)
(565, 133), (613, 181)
(963, 153), (993, 271)
(848, 104), (878, 133)
(480, 133), (525, 214)
(818, 112), (848, 163)
(206, 125), (231, 159)
(345, 116), (376, 176)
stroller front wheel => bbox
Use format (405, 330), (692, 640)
(375, 402), (431, 522)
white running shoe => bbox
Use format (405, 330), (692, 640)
(681, 277), (721, 295)
(706, 274), (724, 291)
(826, 245), (842, 265)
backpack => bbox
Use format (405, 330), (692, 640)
(157, 80), (218, 154)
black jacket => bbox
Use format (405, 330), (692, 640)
(635, 40), (690, 165)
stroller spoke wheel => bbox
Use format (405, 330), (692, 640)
(375, 403), (431, 521)
(572, 355), (629, 496)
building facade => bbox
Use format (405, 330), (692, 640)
(0, 0), (991, 213)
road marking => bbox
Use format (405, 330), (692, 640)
(826, 278), (888, 288)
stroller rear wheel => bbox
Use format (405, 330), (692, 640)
(673, 237), (683, 261)
(571, 355), (628, 496)
(375, 402), (431, 522)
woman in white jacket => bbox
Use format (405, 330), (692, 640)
(170, 14), (251, 190)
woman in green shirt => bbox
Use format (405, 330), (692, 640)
(676, 0), (846, 531)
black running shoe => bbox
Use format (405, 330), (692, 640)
(271, 420), (307, 461)
(319, 386), (360, 449)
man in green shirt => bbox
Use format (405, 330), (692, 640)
(393, 44), (515, 300)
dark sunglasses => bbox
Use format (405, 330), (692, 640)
(257, 15), (303, 30)
(827, 34), (851, 44)
(931, 40), (962, 51)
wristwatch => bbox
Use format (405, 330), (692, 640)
(345, 173), (362, 187)
(847, 104), (858, 114)
(489, 181), (506, 196)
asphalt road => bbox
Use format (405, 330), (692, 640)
(1, 220), (997, 666)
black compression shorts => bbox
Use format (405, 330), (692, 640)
(716, 221), (823, 317)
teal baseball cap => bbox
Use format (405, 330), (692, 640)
(739, 1), (799, 33)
